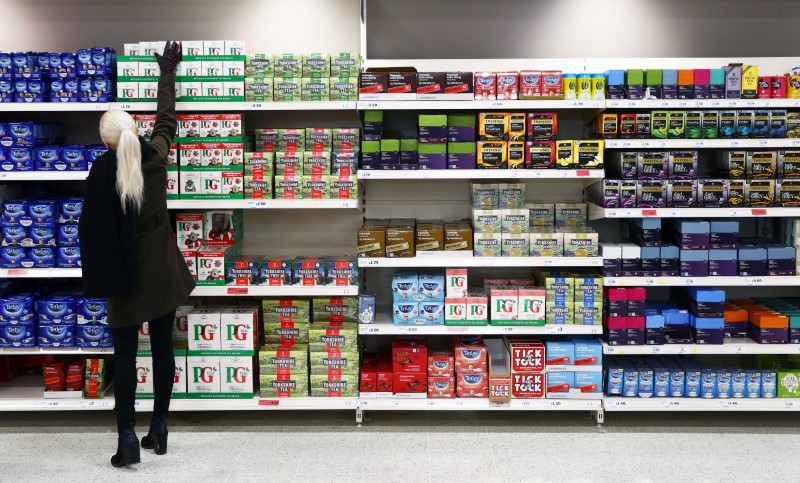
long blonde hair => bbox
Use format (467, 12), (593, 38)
(99, 110), (143, 214)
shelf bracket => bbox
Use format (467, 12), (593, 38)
(592, 408), (605, 426)
(356, 407), (364, 426)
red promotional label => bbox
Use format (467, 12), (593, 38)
(417, 84), (441, 94)
(751, 209), (767, 216)
(388, 84), (412, 93)
(259, 399), (279, 406)
(444, 83), (469, 94)
(227, 287), (248, 295)
(642, 210), (657, 217)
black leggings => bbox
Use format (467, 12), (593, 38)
(111, 310), (176, 432)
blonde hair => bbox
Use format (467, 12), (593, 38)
(99, 110), (143, 214)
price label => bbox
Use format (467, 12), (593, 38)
(391, 400), (400, 407)
(340, 103), (352, 109)
(666, 210), (680, 218)
(454, 400), (465, 407)
(610, 399), (628, 408)
(541, 259), (554, 266)
(358, 171), (372, 179)
(447, 326), (468, 333)
(518, 400), (532, 407)
(501, 327), (514, 332)
(733, 345), (745, 354)
(719, 400), (740, 408)
(492, 402), (510, 408)
(745, 278), (764, 286)
(644, 279), (656, 286)
(621, 141), (632, 148)
(642, 210), (658, 217)
(343, 399), (354, 407)
(728, 101), (740, 108)
(227, 287), (248, 295)
(358, 400), (369, 407)
(6, 269), (28, 277)
(758, 140), (769, 147)
(489, 101), (504, 108)
(658, 101), (670, 108)
(605, 345), (616, 354)
(258, 399), (280, 407)
(648, 346), (662, 354)
(660, 400), (682, 408)
(39, 400), (61, 408)
(80, 399), (111, 408)
(728, 209), (740, 217)
(783, 401), (797, 409)
(425, 400), (436, 407)
(751, 209), (767, 216)
(792, 139), (800, 147)
(622, 210), (635, 217)
(245, 200), (268, 208)
(605, 278), (618, 286)
(543, 400), (563, 408)
(730, 140), (741, 147)
(402, 327), (419, 333)
(0, 172), (8, 179)
(361, 326), (380, 334)
(710, 101), (722, 107)
(364, 259), (381, 266)
(694, 140), (705, 148)
(745, 100), (757, 107)
(573, 101), (585, 108)
(676, 346), (687, 354)
(134, 400), (142, 408)
(246, 102), (264, 110)
(640, 141), (652, 148)
(606, 210), (619, 218)
(683, 278), (695, 286)
(677, 101), (689, 107)
(115, 103), (133, 110)
(545, 325), (565, 334)
(576, 170), (590, 177)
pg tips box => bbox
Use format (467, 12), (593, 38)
(446, 268), (468, 297)
(176, 213), (204, 249)
(506, 338), (545, 372)
(517, 287), (546, 324)
(135, 355), (154, 398)
(490, 286), (518, 322)
(511, 372), (545, 398)
(219, 356), (254, 396)
(220, 307), (257, 352)
(187, 356), (220, 396)
(173, 350), (187, 397)
(197, 247), (230, 285)
(188, 308), (222, 352)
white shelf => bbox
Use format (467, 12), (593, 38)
(357, 397), (601, 411)
(0, 103), (110, 112)
(0, 171), (89, 181)
(604, 397), (800, 412)
(0, 347), (112, 355)
(0, 268), (82, 278)
(588, 203), (800, 220)
(604, 276), (800, 287)
(602, 339), (800, 356)
(606, 98), (800, 109)
(358, 256), (603, 268)
(356, 99), (604, 110)
(167, 199), (361, 210)
(191, 285), (358, 297)
(111, 101), (357, 112)
(357, 169), (604, 180)
(360, 318), (602, 336)
(604, 138), (800, 149)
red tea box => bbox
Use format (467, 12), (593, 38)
(393, 372), (426, 394)
(454, 343), (487, 373)
(428, 351), (455, 376)
(506, 338), (545, 373)
(428, 376), (455, 398)
(456, 372), (489, 398)
(511, 372), (545, 398)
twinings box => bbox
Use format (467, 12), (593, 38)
(562, 230), (599, 257)
(478, 141), (508, 169)
(474, 234), (501, 257)
(479, 112), (510, 141)
(574, 140), (604, 169)
(530, 230), (563, 257)
(357, 226), (385, 258)
(386, 225), (415, 258)
(502, 234), (529, 257)
(444, 224), (472, 251)
(556, 140), (575, 169)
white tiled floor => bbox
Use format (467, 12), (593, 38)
(2, 410), (800, 482)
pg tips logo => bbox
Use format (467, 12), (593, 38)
(173, 365), (184, 384)
(193, 366), (216, 384)
(495, 298), (516, 313)
(226, 366), (249, 384)
(193, 323), (218, 341)
(136, 365), (151, 384)
(226, 323), (250, 341)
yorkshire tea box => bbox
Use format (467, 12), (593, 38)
(301, 53), (331, 77)
(310, 374), (359, 397)
(312, 297), (358, 324)
(259, 374), (309, 398)
(309, 351), (360, 376)
(330, 77), (359, 101)
(301, 78), (330, 101)
(330, 53), (361, 77)
(258, 344), (309, 375)
(245, 77), (273, 102)
(262, 298), (311, 324)
(273, 77), (302, 102)
(246, 54), (274, 77)
(273, 53), (302, 78)
(308, 323), (358, 352)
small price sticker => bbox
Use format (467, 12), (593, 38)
(545, 325), (565, 334)
(245, 200), (268, 208)
(544, 400), (563, 408)
(648, 346), (662, 354)
(358, 400), (369, 407)
(361, 326), (380, 334)
(730, 140), (741, 147)
(365, 259), (381, 266)
(719, 400), (740, 408)
(501, 327), (514, 332)
(642, 209), (658, 217)
(733, 345), (745, 354)
(489, 101), (504, 108)
(402, 327), (419, 333)
(745, 278), (764, 286)
(7, 269), (28, 277)
(227, 287), (248, 295)
(644, 279), (656, 286)
(115, 103), (133, 110)
(39, 400), (60, 408)
(391, 400), (400, 407)
(610, 399), (628, 408)
(576, 170), (590, 177)
(660, 400), (682, 408)
(541, 259), (555, 266)
(80, 400), (111, 408)
(758, 139), (769, 147)
(783, 401), (797, 409)
(751, 209), (767, 216)
(447, 326), (468, 333)
(683, 278), (695, 286)
(694, 140), (705, 148)
(259, 399), (279, 407)
(518, 400), (532, 407)
(245, 102), (264, 110)
(454, 400), (465, 407)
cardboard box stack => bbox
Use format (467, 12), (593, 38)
(454, 336), (489, 398)
(246, 52), (360, 103)
(538, 271), (603, 327)
(250, 127), (359, 200)
(259, 298), (310, 397)
(175, 210), (244, 286)
(176, 114), (244, 199)
(309, 297), (359, 397)
(184, 305), (258, 398)
(118, 40), (250, 102)
(392, 337), (427, 398)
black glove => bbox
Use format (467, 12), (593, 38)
(155, 41), (182, 76)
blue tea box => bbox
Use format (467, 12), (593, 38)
(2, 225), (27, 247)
(56, 246), (81, 268)
(660, 244), (680, 276)
(37, 296), (77, 325)
(357, 294), (376, 324)
(762, 370), (777, 398)
(574, 371), (603, 394)
(663, 69), (678, 99)
(4, 147), (34, 171)
(669, 365), (686, 397)
(0, 295), (35, 324)
(0, 246), (31, 268)
(686, 287), (725, 303)
(417, 274), (445, 302)
(545, 341), (574, 366)
(77, 298), (108, 325)
(606, 364), (624, 396)
(636, 364), (655, 398)
(709, 249), (737, 276)
(573, 339), (602, 367)
(417, 302), (444, 325)
(392, 272), (419, 301)
(653, 366), (670, 397)
(57, 224), (79, 247)
(38, 323), (75, 348)
(731, 368), (747, 398)
(700, 368), (718, 398)
(717, 368), (733, 398)
(58, 197), (83, 224)
(545, 372), (574, 397)
(33, 146), (60, 171)
(628, 218), (661, 247)
(623, 366), (639, 397)
(0, 323), (36, 348)
(606, 70), (626, 99)
(684, 366), (702, 397)
(746, 370), (762, 398)
(29, 247), (55, 268)
(27, 200), (57, 224)
(738, 246), (767, 276)
(668, 219), (710, 250)
(680, 249), (709, 277)
(59, 145), (87, 171)
(640, 246), (661, 276)
(392, 302), (418, 325)
(76, 324), (113, 348)
(767, 245), (796, 276)
(710, 221), (739, 249)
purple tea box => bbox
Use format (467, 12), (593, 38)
(680, 249), (709, 277)
(668, 151), (698, 179)
(665, 324), (693, 344)
(767, 245), (796, 276)
(636, 180), (666, 208)
(660, 245), (680, 276)
(637, 152), (667, 180)
(748, 324), (788, 344)
(620, 181), (637, 208)
(663, 69), (678, 99)
(710, 221), (739, 249)
(668, 220), (710, 250)
(640, 246), (662, 276)
(667, 180), (697, 208)
(626, 327), (645, 345)
(601, 180), (620, 208)
(610, 152), (637, 179)
(708, 249), (737, 276)
(627, 218), (661, 247)
(619, 243), (641, 277)
(601, 243), (622, 277)
(738, 246), (767, 276)
(698, 179), (729, 208)
(604, 326), (627, 346)
(692, 327), (724, 345)
(725, 321), (748, 338)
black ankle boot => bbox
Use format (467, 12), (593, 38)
(140, 416), (168, 455)
(111, 424), (141, 467)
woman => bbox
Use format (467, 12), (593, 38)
(79, 41), (195, 467)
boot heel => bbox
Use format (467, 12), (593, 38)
(111, 438), (141, 467)
(154, 432), (168, 455)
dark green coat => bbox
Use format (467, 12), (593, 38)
(106, 76), (195, 327)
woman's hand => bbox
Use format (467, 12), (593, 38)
(154, 41), (182, 76)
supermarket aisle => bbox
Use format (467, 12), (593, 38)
(2, 411), (800, 482)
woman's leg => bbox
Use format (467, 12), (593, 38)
(111, 324), (139, 432)
(148, 310), (176, 417)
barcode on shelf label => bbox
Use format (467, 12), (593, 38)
(660, 400), (682, 408)
(259, 399), (279, 407)
(719, 400), (740, 408)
